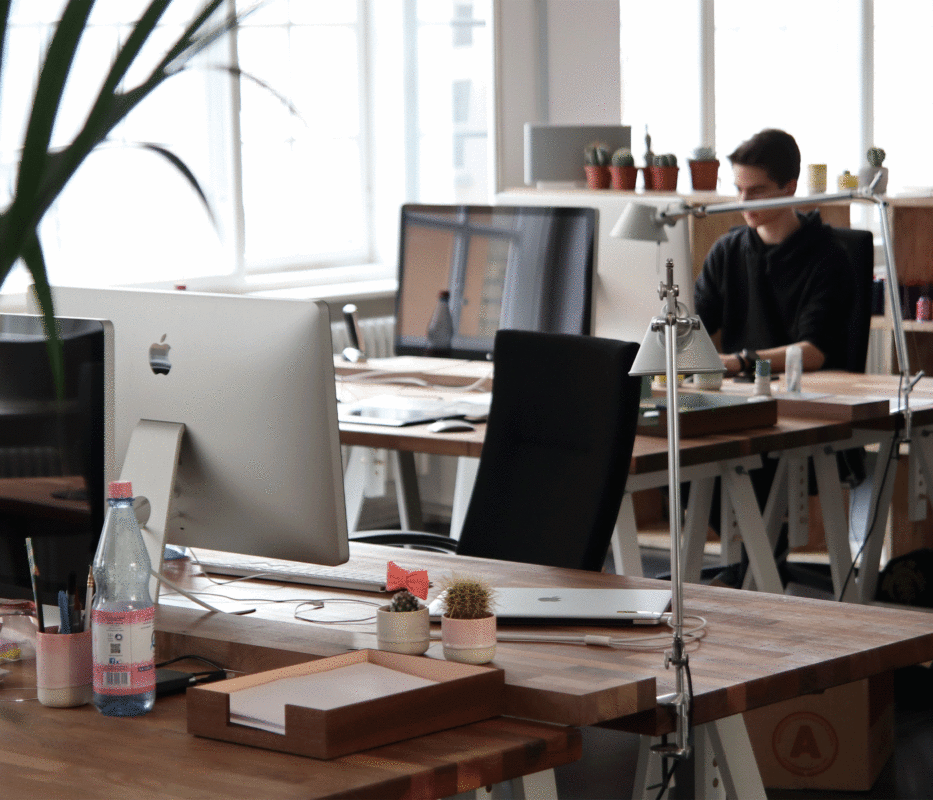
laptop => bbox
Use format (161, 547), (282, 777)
(429, 587), (672, 626)
(338, 393), (491, 427)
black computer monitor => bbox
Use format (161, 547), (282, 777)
(394, 204), (596, 360)
(0, 315), (109, 606)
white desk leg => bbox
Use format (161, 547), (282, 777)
(487, 770), (558, 800)
(343, 446), (368, 533)
(682, 477), (715, 583)
(449, 456), (479, 541)
(784, 456), (810, 550)
(612, 494), (644, 577)
(812, 448), (858, 602)
(721, 467), (783, 594)
(389, 450), (423, 531)
(702, 715), (767, 800)
(858, 433), (899, 603)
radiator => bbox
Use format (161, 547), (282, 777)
(330, 315), (395, 359)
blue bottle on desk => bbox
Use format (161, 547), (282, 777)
(91, 481), (156, 716)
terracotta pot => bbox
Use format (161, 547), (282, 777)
(441, 614), (496, 664)
(609, 165), (638, 191)
(376, 606), (430, 655)
(584, 165), (610, 190)
(649, 165), (679, 191)
(688, 159), (719, 191)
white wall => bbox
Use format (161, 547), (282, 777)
(493, 0), (622, 193)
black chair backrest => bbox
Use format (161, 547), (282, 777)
(454, 330), (642, 571)
(832, 227), (875, 373)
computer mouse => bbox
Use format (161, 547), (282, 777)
(427, 419), (476, 433)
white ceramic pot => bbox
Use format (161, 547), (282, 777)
(376, 606), (430, 655)
(859, 166), (888, 194)
(440, 614), (497, 664)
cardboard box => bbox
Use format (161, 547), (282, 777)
(743, 672), (894, 791)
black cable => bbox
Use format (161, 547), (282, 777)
(155, 654), (226, 672)
(837, 428), (900, 601)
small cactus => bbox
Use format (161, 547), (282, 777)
(439, 574), (494, 620)
(388, 590), (422, 612)
(692, 146), (716, 161)
(867, 147), (886, 167)
(654, 153), (677, 167)
(611, 147), (635, 167)
(583, 142), (611, 166)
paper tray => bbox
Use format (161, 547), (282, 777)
(639, 393), (778, 437)
(187, 649), (504, 759)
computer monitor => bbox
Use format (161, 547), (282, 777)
(394, 204), (596, 360)
(35, 287), (349, 585)
(0, 314), (112, 606)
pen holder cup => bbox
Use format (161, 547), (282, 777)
(35, 628), (92, 708)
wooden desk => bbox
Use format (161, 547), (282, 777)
(155, 544), (933, 733)
(1, 643), (579, 800)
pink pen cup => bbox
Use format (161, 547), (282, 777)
(35, 627), (92, 708)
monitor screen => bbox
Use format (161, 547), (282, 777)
(0, 314), (111, 606)
(394, 204), (596, 361)
(38, 287), (349, 577)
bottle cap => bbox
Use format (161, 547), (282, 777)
(108, 480), (133, 499)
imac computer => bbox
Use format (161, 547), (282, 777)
(394, 204), (596, 361)
(0, 314), (112, 605)
(34, 287), (349, 596)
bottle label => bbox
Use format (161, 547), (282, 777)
(92, 607), (156, 695)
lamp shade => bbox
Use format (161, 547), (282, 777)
(630, 316), (725, 376)
(610, 202), (668, 243)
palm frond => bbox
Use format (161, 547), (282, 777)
(21, 234), (64, 400)
(135, 142), (217, 228)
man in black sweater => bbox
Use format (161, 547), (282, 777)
(693, 129), (854, 585)
(694, 128), (851, 378)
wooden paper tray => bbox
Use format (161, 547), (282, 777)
(187, 649), (504, 759)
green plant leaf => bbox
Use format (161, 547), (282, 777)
(21, 234), (64, 401)
(135, 142), (217, 228)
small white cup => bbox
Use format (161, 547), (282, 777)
(693, 372), (723, 390)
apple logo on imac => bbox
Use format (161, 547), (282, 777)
(149, 334), (172, 375)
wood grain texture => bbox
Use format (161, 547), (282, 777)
(0, 670), (579, 800)
(156, 544), (933, 737)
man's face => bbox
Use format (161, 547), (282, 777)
(732, 163), (797, 229)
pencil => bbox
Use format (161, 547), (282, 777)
(24, 538), (45, 633)
(84, 567), (94, 632)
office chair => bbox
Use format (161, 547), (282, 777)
(351, 329), (643, 572)
(833, 226), (876, 374)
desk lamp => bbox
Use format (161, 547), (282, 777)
(613, 204), (725, 760)
(616, 175), (920, 436)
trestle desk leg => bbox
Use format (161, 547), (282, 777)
(682, 477), (715, 583)
(858, 433), (899, 603)
(812, 447), (858, 602)
(389, 450), (424, 531)
(450, 456), (480, 541)
(721, 467), (783, 594)
(701, 715), (767, 800)
(611, 493), (645, 577)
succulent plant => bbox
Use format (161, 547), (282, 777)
(611, 147), (636, 167)
(654, 153), (678, 167)
(388, 590), (422, 612)
(439, 574), (494, 620)
(692, 146), (716, 161)
(583, 142), (611, 167)
(867, 147), (886, 167)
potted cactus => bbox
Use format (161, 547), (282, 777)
(688, 146), (719, 191)
(859, 147), (888, 193)
(438, 574), (496, 664)
(650, 153), (679, 191)
(376, 590), (430, 655)
(583, 142), (611, 189)
(609, 148), (638, 191)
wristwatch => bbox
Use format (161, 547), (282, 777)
(735, 349), (758, 374)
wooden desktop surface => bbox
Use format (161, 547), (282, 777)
(1, 656), (579, 800)
(155, 543), (933, 737)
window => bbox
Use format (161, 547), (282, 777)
(0, 0), (491, 295)
(622, 1), (923, 199)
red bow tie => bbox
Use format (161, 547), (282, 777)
(385, 561), (429, 599)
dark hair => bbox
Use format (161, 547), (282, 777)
(728, 129), (801, 187)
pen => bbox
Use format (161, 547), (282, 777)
(24, 538), (45, 633)
(84, 568), (94, 633)
(58, 590), (72, 634)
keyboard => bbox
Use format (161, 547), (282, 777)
(191, 550), (388, 593)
